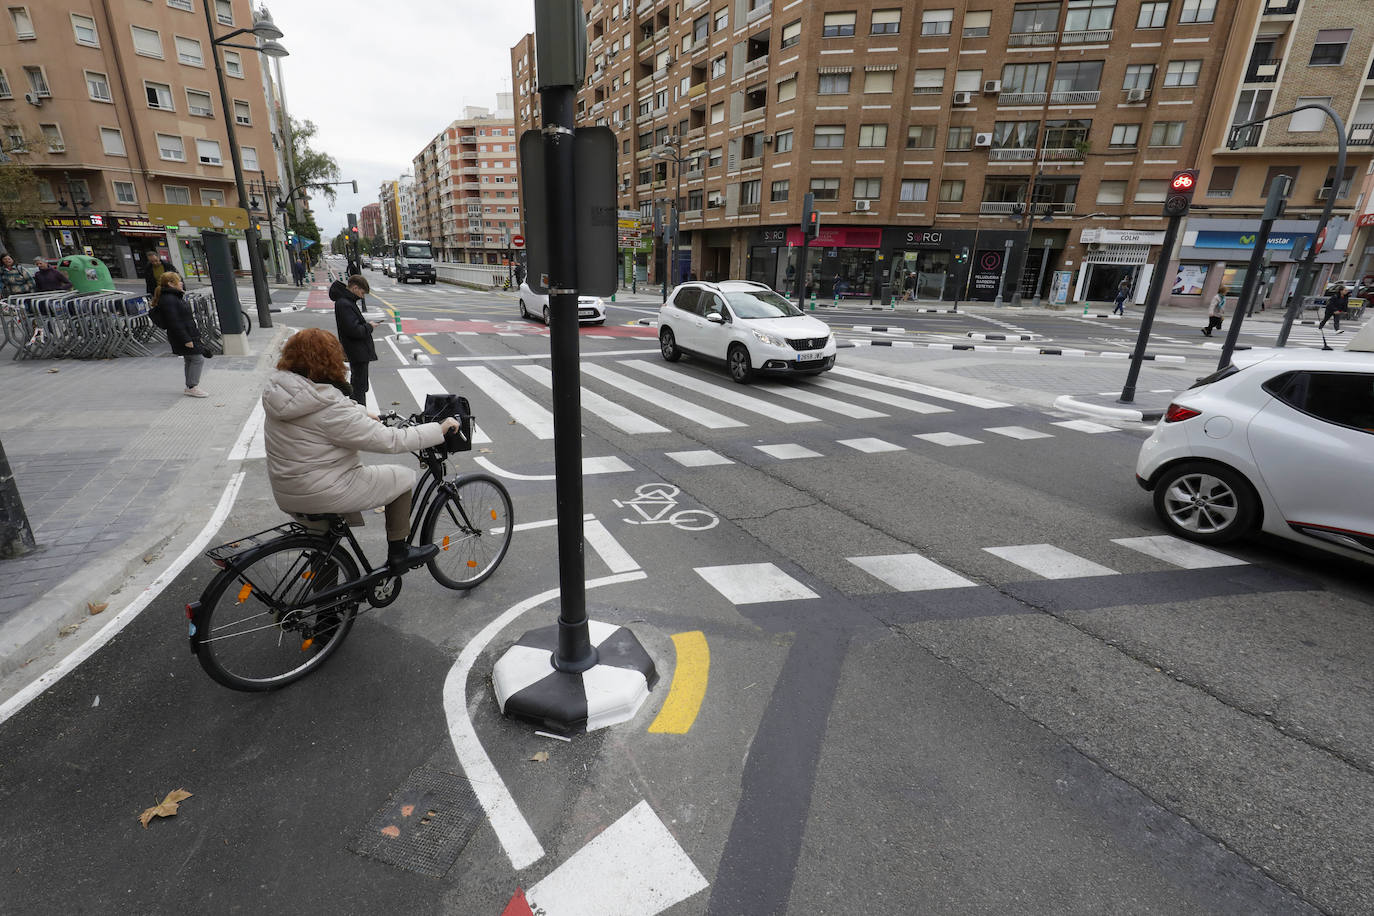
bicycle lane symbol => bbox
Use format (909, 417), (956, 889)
(613, 482), (719, 532)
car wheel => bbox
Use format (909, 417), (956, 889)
(728, 343), (754, 384)
(1152, 461), (1259, 545)
(542, 305), (550, 324)
(519, 299), (529, 319)
(660, 328), (681, 362)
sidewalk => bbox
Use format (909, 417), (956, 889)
(0, 288), (304, 687)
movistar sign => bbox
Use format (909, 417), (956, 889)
(1193, 230), (1314, 250)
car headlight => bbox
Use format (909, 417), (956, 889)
(751, 329), (786, 347)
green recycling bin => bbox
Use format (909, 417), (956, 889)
(56, 254), (115, 293)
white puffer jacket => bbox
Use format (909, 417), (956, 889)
(261, 370), (445, 515)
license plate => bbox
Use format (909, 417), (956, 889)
(795, 350), (824, 362)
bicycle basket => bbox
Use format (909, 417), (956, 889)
(422, 393), (473, 453)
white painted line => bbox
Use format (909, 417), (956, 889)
(847, 553), (977, 591)
(754, 443), (823, 460)
(583, 455), (634, 475)
(754, 380), (887, 419)
(443, 570), (649, 871)
(983, 544), (1119, 579)
(695, 562), (818, 604)
(984, 426), (1053, 440)
(619, 359), (819, 423)
(580, 363), (746, 429)
(525, 800), (708, 915)
(457, 365), (555, 440)
(383, 334), (407, 364)
(365, 387), (380, 417)
(1111, 535), (1248, 569)
(398, 367), (492, 444)
(831, 365), (1010, 408)
(514, 364), (669, 434)
(447, 347), (661, 362)
(473, 456), (553, 481)
(914, 432), (982, 447)
(809, 377), (953, 414)
(1052, 419), (1117, 434)
(585, 518), (640, 573)
(0, 471), (247, 728)
(837, 437), (905, 453)
(666, 449), (734, 467)
(227, 399), (265, 461)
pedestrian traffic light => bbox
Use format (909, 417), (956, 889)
(954, 247), (970, 264)
(801, 191), (819, 240)
(1163, 169), (1199, 217)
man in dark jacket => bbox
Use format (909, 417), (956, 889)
(143, 251), (173, 297)
(1319, 285), (1350, 333)
(32, 258), (73, 292)
(331, 274), (382, 405)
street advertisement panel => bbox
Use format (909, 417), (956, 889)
(1173, 263), (1208, 296)
(1050, 270), (1073, 305)
(970, 249), (1003, 301)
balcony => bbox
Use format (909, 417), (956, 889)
(1060, 29), (1112, 44)
(912, 85), (944, 95)
(1039, 147), (1085, 160)
(1350, 123), (1374, 145)
(636, 0), (654, 14)
(681, 208), (703, 220)
(1007, 31), (1056, 47)
(1049, 90), (1100, 104)
(1262, 0), (1299, 13)
(1245, 59), (1281, 82)
(684, 167), (704, 180)
(740, 202), (761, 215)
(460, 136), (477, 144)
(745, 54), (769, 73)
(1000, 91), (1047, 105)
(989, 148), (1035, 161)
(686, 126), (705, 142)
(739, 156), (762, 169)
(746, 2), (771, 23)
(688, 83), (706, 98)
(980, 201), (1019, 215)
(654, 26), (670, 43)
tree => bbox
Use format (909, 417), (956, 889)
(0, 111), (45, 256)
(280, 114), (340, 261)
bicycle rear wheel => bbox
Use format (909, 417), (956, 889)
(194, 535), (360, 691)
(422, 473), (514, 590)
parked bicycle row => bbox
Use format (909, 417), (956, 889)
(0, 289), (226, 361)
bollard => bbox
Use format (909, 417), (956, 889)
(393, 308), (402, 334)
(0, 438), (37, 559)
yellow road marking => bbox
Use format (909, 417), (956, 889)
(414, 334), (440, 354)
(648, 630), (709, 734)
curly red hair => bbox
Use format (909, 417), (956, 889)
(277, 328), (348, 386)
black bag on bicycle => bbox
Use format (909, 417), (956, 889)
(422, 393), (473, 453)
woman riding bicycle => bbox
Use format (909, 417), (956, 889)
(262, 328), (462, 570)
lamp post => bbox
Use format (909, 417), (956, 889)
(251, 171), (286, 284)
(653, 134), (697, 294)
(201, 4), (287, 330)
(55, 171), (92, 252)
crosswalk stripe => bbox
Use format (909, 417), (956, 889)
(666, 449), (734, 466)
(915, 432), (982, 446)
(454, 365), (554, 440)
(755, 443), (823, 459)
(984, 426), (1053, 440)
(397, 367), (492, 444)
(1052, 419), (1116, 434)
(831, 365), (1011, 408)
(838, 437), (905, 453)
(1111, 535), (1248, 569)
(808, 377), (953, 414)
(695, 562), (818, 604)
(754, 379), (888, 419)
(847, 553), (977, 591)
(513, 364), (669, 434)
(983, 544), (1119, 579)
(620, 359), (819, 423)
(580, 363), (746, 429)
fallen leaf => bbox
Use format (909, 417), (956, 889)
(58, 624), (79, 637)
(87, 602), (108, 615)
(139, 789), (193, 828)
(529, 751), (549, 763)
(47, 367), (60, 374)
(142, 554), (159, 564)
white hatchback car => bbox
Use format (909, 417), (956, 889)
(658, 280), (836, 383)
(518, 282), (606, 325)
(1135, 349), (1374, 562)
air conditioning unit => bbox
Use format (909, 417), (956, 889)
(974, 132), (994, 147)
(983, 80), (1002, 94)
(23, 92), (42, 107)
(952, 91), (973, 106)
(1125, 88), (1150, 102)
(855, 199), (872, 211)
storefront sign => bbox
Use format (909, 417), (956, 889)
(785, 226), (882, 249)
(760, 228), (787, 243)
(45, 215), (105, 229)
(902, 230), (946, 247)
(1173, 263), (1209, 296)
(59, 230), (74, 246)
(1081, 228), (1166, 245)
(1193, 230), (1313, 250)
(115, 216), (169, 236)
(148, 203), (250, 230)
(1358, 213), (1374, 228)
(970, 249), (1004, 300)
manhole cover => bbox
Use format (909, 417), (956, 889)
(350, 767), (483, 877)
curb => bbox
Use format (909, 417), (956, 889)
(1053, 394), (1166, 422)
(966, 332), (1036, 341)
(841, 339), (1190, 363)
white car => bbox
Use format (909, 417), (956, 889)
(1135, 348), (1374, 562)
(658, 280), (836, 383)
(382, 258), (395, 277)
(517, 282), (606, 325)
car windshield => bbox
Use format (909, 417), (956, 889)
(401, 243), (431, 258)
(724, 289), (803, 319)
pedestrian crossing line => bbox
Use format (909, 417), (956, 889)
(838, 437), (905, 453)
(983, 544), (1119, 579)
(830, 366), (1011, 409)
(666, 449), (734, 467)
(580, 363), (748, 429)
(846, 553), (977, 591)
(584, 456), (635, 475)
(398, 367), (493, 444)
(1052, 419), (1116, 434)
(1111, 535), (1248, 569)
(985, 426), (1054, 440)
(455, 365), (556, 440)
(755, 443), (823, 460)
(585, 518), (640, 574)
(619, 359), (820, 424)
(695, 563), (819, 605)
(512, 364), (670, 435)
(807, 377), (953, 415)
(754, 380), (889, 419)
(915, 432), (983, 447)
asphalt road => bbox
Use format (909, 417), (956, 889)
(2, 278), (1370, 915)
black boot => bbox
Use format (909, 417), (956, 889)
(388, 539), (438, 570)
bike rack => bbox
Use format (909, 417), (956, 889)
(0, 289), (223, 360)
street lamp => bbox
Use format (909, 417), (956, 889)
(55, 171), (92, 252)
(653, 135), (698, 300)
(201, 5), (287, 330)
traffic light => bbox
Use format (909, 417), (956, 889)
(801, 191), (820, 239)
(1163, 169), (1199, 217)
(954, 247), (970, 264)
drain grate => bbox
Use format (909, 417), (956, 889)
(350, 767), (484, 878)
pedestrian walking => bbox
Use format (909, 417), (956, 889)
(904, 272), (917, 302)
(32, 258), (72, 292)
(1112, 277), (1130, 315)
(156, 271), (209, 398)
(1202, 287), (1227, 337)
(143, 251), (172, 297)
(1318, 286), (1350, 333)
(345, 255), (361, 277)
(1, 252), (35, 297)
(331, 274), (382, 406)
(292, 257), (306, 287)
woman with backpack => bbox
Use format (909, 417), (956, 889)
(155, 271), (209, 397)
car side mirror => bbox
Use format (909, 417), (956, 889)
(706, 312), (725, 324)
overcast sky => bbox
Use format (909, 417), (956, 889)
(267, 0), (535, 238)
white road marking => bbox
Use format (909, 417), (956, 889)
(695, 562), (819, 604)
(983, 544), (1119, 579)
(914, 432), (983, 447)
(831, 365), (1011, 408)
(584, 518), (640, 573)
(446, 347), (660, 362)
(838, 437), (905, 453)
(1052, 419), (1117, 433)
(227, 400), (265, 461)
(514, 364), (669, 434)
(984, 425), (1053, 440)
(365, 387), (379, 416)
(398, 367), (492, 444)
(847, 553), (977, 591)
(755, 380), (887, 419)
(583, 456), (634, 475)
(808, 377), (953, 414)
(1112, 535), (1248, 569)
(755, 443), (823, 460)
(580, 363), (746, 429)
(456, 365), (555, 439)
(666, 449), (734, 467)
(619, 359), (819, 423)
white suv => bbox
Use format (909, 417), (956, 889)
(658, 280), (836, 383)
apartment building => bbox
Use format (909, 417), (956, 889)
(409, 99), (521, 264)
(359, 201), (381, 240)
(0, 0), (283, 280)
(379, 178), (400, 244)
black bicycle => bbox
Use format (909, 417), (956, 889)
(187, 396), (513, 691)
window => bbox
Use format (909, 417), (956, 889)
(1065, 0), (1115, 32)
(4, 125), (22, 152)
(1261, 165), (1298, 196)
(774, 129), (793, 152)
(864, 69), (894, 93)
(1310, 30), (1351, 66)
(1206, 166), (1238, 196)
(858, 124), (888, 147)
(1137, 1), (1169, 28)
(781, 19), (801, 48)
(777, 76), (796, 102)
(71, 13), (98, 46)
(714, 7), (728, 31)
(174, 36), (203, 66)
(1321, 165), (1357, 198)
(215, 0), (234, 25)
(168, 0), (193, 10)
(814, 125), (845, 148)
(871, 9), (900, 34)
(1109, 123), (1140, 146)
(947, 125), (973, 150)
(771, 179), (789, 202)
(907, 125), (937, 148)
(939, 179), (965, 201)
(1053, 61), (1103, 92)
(23, 66), (48, 97)
(9, 6), (33, 39)
(920, 9), (952, 35)
(1002, 62), (1049, 93)
(0, 69), (10, 99)
(39, 123), (63, 152)
(1044, 119), (1090, 148)
(157, 134), (185, 161)
(810, 177), (840, 200)
(710, 101), (724, 123)
(1096, 180), (1127, 204)
(1290, 97), (1330, 132)
(1123, 64), (1155, 90)
(913, 68), (945, 92)
(1148, 120), (1185, 146)
(740, 179), (761, 205)
(954, 69), (982, 92)
(164, 185), (191, 205)
(710, 55), (726, 79)
(1134, 179), (1167, 202)
(85, 70), (111, 102)
(241, 145), (258, 171)
(200, 188), (226, 207)
(131, 25), (162, 57)
(818, 72), (850, 94)
(1163, 60), (1201, 87)
(854, 178), (882, 199)
(1265, 372), (1374, 432)
(234, 99), (251, 125)
(692, 14), (709, 43)
(708, 147), (722, 168)
(145, 81), (174, 110)
(182, 89), (213, 117)
(993, 120), (1039, 149)
(33, 179), (53, 202)
(100, 126), (126, 156)
(900, 179), (929, 202)
(1011, 2), (1058, 34)
(822, 12), (856, 37)
(964, 10), (992, 37)
(222, 50), (242, 78)
(1179, 0), (1216, 22)
(195, 138), (222, 165)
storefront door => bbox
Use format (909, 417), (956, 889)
(893, 250), (952, 300)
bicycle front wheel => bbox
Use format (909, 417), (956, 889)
(194, 535), (360, 691)
(422, 473), (514, 590)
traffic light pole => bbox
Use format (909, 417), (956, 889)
(797, 191), (816, 310)
(1119, 212), (1182, 404)
(1216, 174), (1289, 369)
